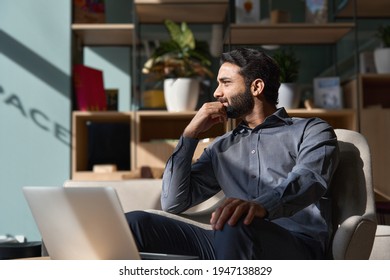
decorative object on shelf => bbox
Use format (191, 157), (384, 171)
(270, 10), (290, 24)
(163, 78), (200, 112)
(374, 24), (390, 74)
(313, 77), (343, 109)
(73, 0), (106, 23)
(73, 64), (107, 111)
(305, 0), (328, 24)
(142, 88), (165, 109)
(235, 0), (260, 24)
(273, 49), (301, 109)
(105, 89), (118, 111)
(142, 19), (213, 112)
(210, 24), (224, 57)
(359, 51), (377, 74)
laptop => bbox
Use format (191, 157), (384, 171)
(22, 186), (197, 260)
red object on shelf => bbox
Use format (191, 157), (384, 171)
(73, 64), (107, 111)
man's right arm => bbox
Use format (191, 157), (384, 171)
(161, 102), (227, 214)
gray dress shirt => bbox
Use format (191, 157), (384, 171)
(162, 108), (340, 249)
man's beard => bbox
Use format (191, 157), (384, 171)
(224, 87), (254, 119)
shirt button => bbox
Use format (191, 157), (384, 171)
(251, 150), (256, 154)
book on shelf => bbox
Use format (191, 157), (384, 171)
(105, 89), (118, 111)
(73, 0), (106, 23)
(313, 77), (343, 109)
(73, 64), (107, 111)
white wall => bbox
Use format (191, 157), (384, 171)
(0, 0), (71, 241)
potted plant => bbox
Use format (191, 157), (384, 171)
(142, 19), (213, 111)
(374, 24), (390, 74)
(272, 48), (301, 109)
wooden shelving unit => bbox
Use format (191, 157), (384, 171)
(70, 1), (385, 181)
(343, 74), (390, 200)
(336, 1), (390, 200)
(134, 0), (229, 23)
(72, 109), (357, 176)
(226, 23), (355, 45)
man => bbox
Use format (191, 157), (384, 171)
(126, 48), (339, 259)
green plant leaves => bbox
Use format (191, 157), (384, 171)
(273, 49), (300, 83)
(164, 19), (195, 50)
(376, 25), (390, 48)
(142, 19), (213, 81)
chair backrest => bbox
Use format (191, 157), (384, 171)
(330, 129), (377, 259)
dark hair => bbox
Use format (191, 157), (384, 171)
(220, 48), (281, 105)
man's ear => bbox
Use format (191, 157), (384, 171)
(251, 79), (265, 97)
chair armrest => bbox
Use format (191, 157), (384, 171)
(332, 215), (377, 260)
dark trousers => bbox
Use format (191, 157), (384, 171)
(125, 211), (324, 260)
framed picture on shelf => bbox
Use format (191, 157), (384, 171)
(235, 0), (260, 24)
(305, 0), (328, 24)
(313, 77), (343, 109)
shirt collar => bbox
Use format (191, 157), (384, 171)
(232, 107), (293, 135)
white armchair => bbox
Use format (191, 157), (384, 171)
(329, 129), (377, 259)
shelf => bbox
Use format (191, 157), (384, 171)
(72, 111), (136, 181)
(135, 111), (227, 141)
(360, 74), (390, 109)
(343, 74), (390, 109)
(226, 23), (355, 45)
(72, 24), (135, 46)
(283, 109), (357, 130)
(134, 0), (229, 23)
(287, 108), (356, 130)
(336, 0), (390, 18)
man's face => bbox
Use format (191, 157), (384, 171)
(214, 63), (254, 119)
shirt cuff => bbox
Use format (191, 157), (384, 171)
(173, 135), (199, 157)
(253, 191), (283, 220)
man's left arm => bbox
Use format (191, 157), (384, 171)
(253, 120), (340, 220)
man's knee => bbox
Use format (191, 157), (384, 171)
(125, 210), (152, 226)
(216, 217), (260, 240)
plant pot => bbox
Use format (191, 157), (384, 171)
(374, 48), (390, 73)
(277, 83), (300, 109)
(164, 78), (200, 112)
